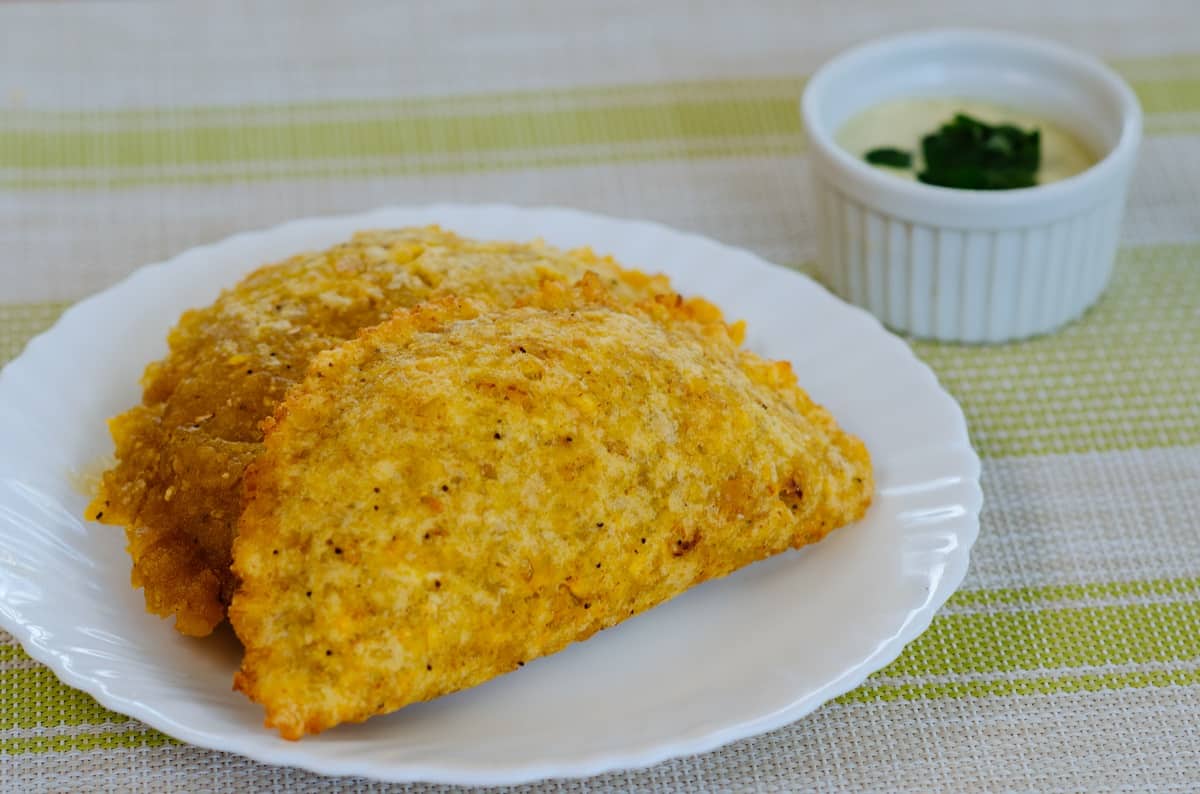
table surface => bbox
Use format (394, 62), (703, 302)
(2, 2), (1198, 791)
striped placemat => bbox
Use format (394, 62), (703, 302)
(2, 3), (1197, 791)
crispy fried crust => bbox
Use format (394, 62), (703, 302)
(230, 277), (872, 739)
(88, 228), (672, 636)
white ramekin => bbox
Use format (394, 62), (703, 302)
(801, 29), (1142, 343)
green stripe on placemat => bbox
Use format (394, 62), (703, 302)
(0, 596), (1191, 701)
(1112, 53), (1200, 77)
(0, 730), (177, 755)
(2, 54), (1200, 188)
(11, 672), (1196, 756)
(3, 574), (1198, 750)
(950, 577), (1200, 608)
(6, 668), (1195, 755)
(878, 601), (1200, 677)
(0, 666), (134, 730)
(3, 243), (1195, 458)
(912, 243), (1199, 458)
(0, 96), (801, 167)
(841, 576), (1200, 704)
(842, 668), (1200, 704)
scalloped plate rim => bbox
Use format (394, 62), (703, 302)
(0, 203), (981, 785)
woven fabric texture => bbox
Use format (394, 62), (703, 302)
(2, 2), (1198, 791)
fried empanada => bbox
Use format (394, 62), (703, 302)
(89, 228), (671, 636)
(230, 277), (872, 738)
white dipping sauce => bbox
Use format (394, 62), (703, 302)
(836, 98), (1098, 186)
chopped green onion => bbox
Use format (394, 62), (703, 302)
(861, 113), (1042, 190)
(864, 147), (913, 168)
(918, 114), (1040, 190)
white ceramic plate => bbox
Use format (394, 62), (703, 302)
(0, 205), (980, 785)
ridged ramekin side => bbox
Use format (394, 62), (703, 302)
(812, 178), (1127, 343)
